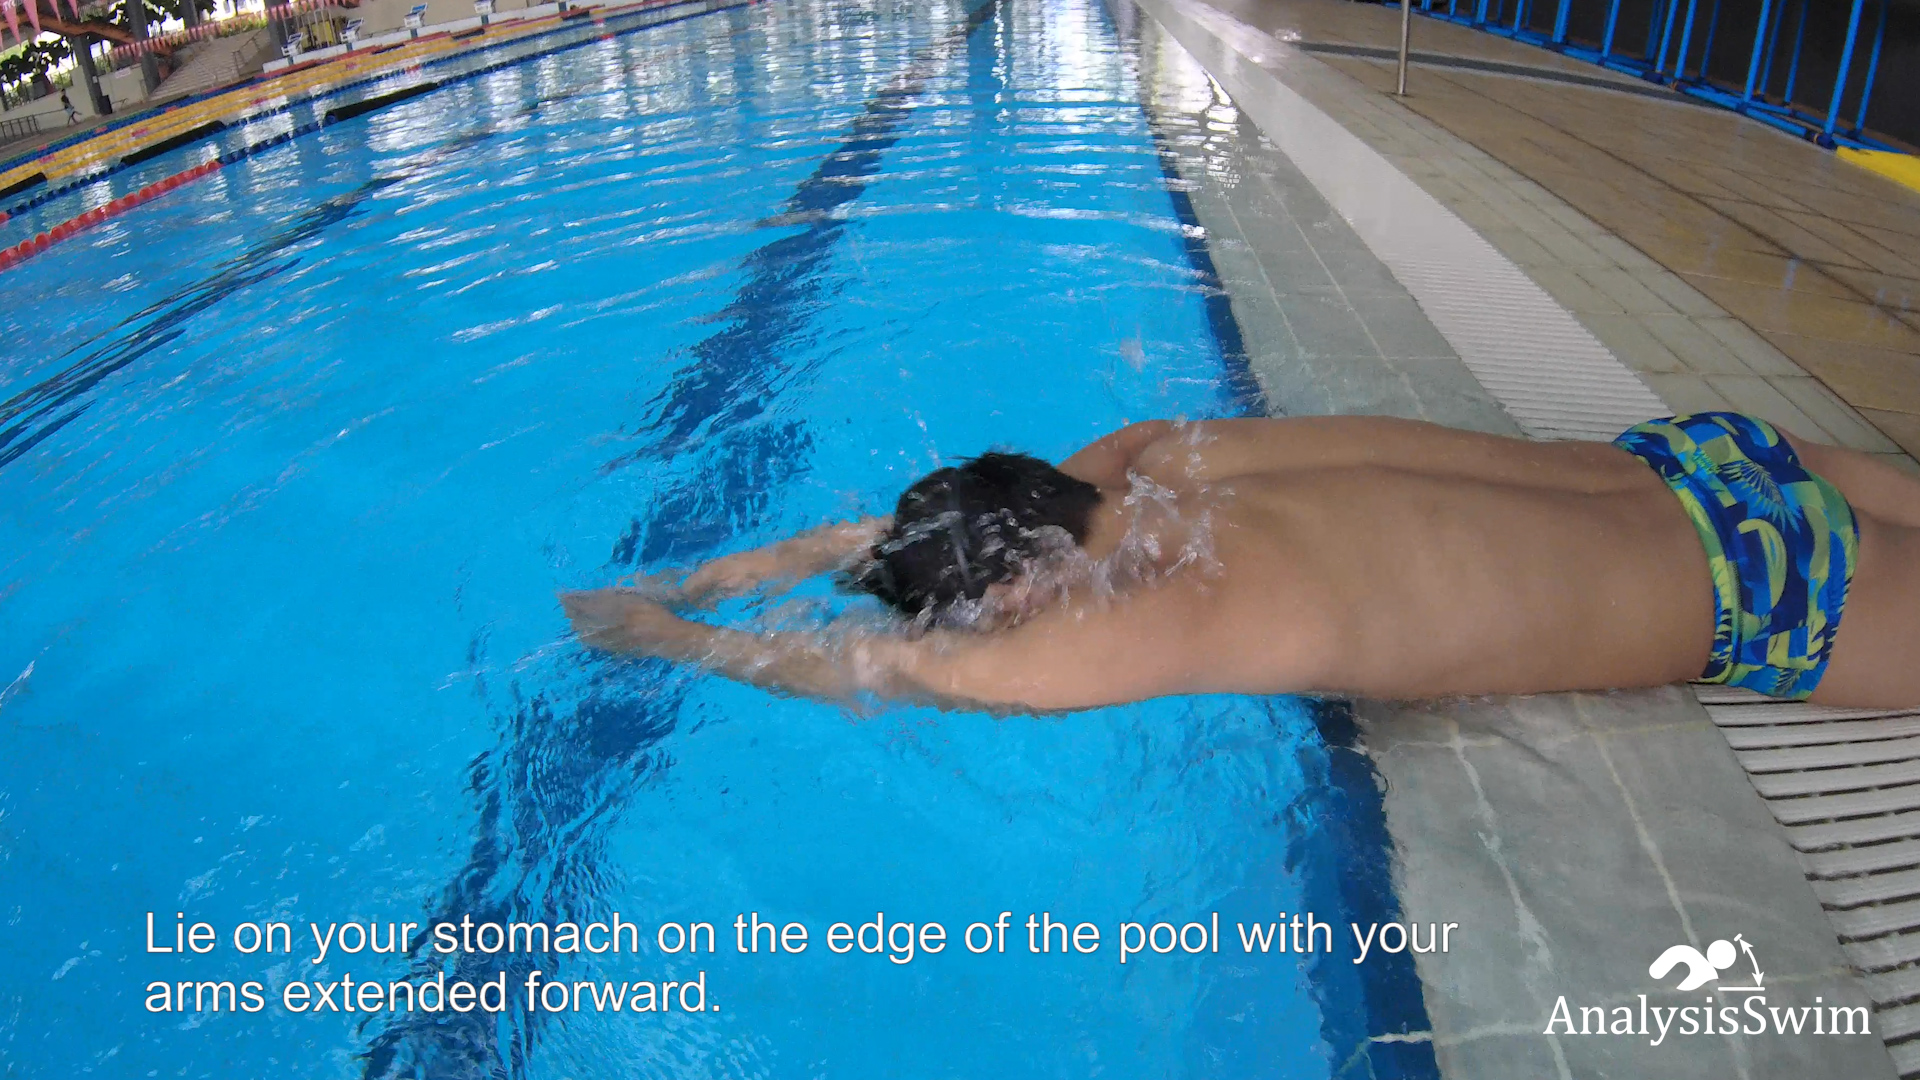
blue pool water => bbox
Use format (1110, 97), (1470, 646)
(0, 0), (1427, 1075)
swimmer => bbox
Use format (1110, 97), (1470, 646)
(560, 413), (1920, 710)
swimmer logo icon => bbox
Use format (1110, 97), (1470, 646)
(1648, 933), (1765, 992)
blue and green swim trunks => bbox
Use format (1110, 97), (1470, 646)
(1613, 412), (1858, 700)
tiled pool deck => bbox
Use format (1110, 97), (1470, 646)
(8, 1), (1916, 1075)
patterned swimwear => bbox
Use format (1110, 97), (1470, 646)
(1613, 412), (1857, 700)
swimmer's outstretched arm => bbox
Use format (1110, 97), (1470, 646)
(559, 579), (1300, 711)
(672, 517), (891, 603)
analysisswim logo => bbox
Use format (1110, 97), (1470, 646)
(1543, 935), (1871, 1046)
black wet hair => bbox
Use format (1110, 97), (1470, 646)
(848, 452), (1102, 621)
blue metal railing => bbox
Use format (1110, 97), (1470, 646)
(1380, 0), (1901, 153)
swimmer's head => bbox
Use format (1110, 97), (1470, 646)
(847, 452), (1101, 625)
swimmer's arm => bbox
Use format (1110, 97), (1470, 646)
(562, 590), (870, 701)
(564, 581), (1323, 710)
(885, 587), (1246, 710)
(676, 517), (891, 603)
(1058, 421), (1175, 488)
(888, 579), (1338, 708)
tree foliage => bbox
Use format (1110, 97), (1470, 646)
(105, 0), (217, 30)
(0, 37), (71, 95)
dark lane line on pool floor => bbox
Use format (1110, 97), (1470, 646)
(3, 39), (766, 468)
(0, 125), (530, 470)
(0, 175), (397, 471)
(1104, 7), (1438, 1071)
(357, 3), (1011, 1076)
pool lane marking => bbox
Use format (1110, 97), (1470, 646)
(0, 0), (709, 224)
(601, 0), (1005, 471)
(0, 14), (554, 186)
(1143, 124), (1261, 416)
(0, 82), (439, 270)
(0, 0), (760, 272)
(0, 24), (526, 213)
(0, 159), (224, 271)
(0, 0), (749, 231)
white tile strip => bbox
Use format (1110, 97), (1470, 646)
(1143, 0), (1671, 441)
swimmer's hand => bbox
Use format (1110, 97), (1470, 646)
(612, 571), (692, 604)
(679, 549), (791, 605)
(560, 589), (691, 655)
(559, 587), (858, 700)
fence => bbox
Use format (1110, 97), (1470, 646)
(0, 114), (40, 141)
(1383, 0), (1913, 152)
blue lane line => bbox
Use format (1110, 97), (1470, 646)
(358, 5), (1011, 1077)
(1145, 131), (1264, 418)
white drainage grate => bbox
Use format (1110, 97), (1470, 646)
(1697, 684), (1920, 1077)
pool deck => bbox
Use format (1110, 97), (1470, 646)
(1132, 0), (1914, 1076)
(1189, 0), (1920, 472)
(7, 1), (1917, 1075)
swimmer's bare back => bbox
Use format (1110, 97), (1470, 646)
(562, 416), (1920, 710)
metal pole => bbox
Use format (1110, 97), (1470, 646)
(1851, 0), (1886, 134)
(1782, 0), (1808, 104)
(1741, 0), (1772, 102)
(1398, 0), (1412, 95)
(1551, 0), (1569, 44)
(1758, 0), (1786, 94)
(1601, 0), (1621, 57)
(1698, 0), (1723, 78)
(1674, 0), (1704, 79)
(1473, 0), (1489, 27)
(129, 0), (161, 95)
(1821, 0), (1867, 143)
(1513, 0), (1526, 33)
(1655, 0), (1683, 73)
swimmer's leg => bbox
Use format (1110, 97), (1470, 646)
(1810, 512), (1920, 709)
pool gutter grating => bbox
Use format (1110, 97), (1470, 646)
(1696, 684), (1920, 1077)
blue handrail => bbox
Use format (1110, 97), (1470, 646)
(1373, 0), (1900, 153)
(1740, 0), (1770, 102)
(1696, 0), (1722, 81)
(1852, 0), (1886, 136)
(1654, 0), (1682, 74)
(1757, 0), (1786, 94)
(1819, 0), (1866, 145)
(1672, 0), (1699, 79)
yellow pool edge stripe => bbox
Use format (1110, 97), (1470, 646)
(1838, 147), (1920, 198)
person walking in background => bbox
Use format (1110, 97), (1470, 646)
(60, 90), (77, 126)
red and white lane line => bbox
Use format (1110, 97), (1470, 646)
(0, 158), (223, 271)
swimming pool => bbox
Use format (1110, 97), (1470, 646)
(0, 0), (1432, 1075)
